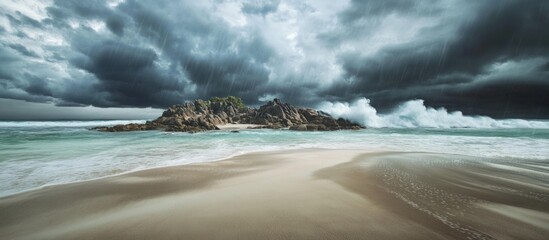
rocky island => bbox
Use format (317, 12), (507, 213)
(92, 97), (362, 132)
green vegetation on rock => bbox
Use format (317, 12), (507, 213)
(209, 96), (246, 110)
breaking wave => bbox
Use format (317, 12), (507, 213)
(318, 98), (549, 128)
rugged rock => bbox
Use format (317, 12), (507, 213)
(92, 97), (363, 132)
(92, 123), (154, 132)
(92, 98), (243, 133)
(251, 98), (361, 131)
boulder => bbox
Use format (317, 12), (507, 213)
(289, 124), (308, 131)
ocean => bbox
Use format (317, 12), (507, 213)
(1, 120), (548, 197)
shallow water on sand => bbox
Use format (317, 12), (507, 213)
(317, 152), (549, 239)
(0, 120), (548, 196)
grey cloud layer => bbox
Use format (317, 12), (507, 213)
(0, 0), (548, 118)
(323, 0), (549, 118)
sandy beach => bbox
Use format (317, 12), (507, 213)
(216, 123), (265, 130)
(1, 149), (549, 240)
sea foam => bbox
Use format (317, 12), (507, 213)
(318, 98), (549, 128)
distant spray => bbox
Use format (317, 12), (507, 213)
(318, 98), (549, 128)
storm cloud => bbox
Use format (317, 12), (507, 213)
(0, 0), (548, 118)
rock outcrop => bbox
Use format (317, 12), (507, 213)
(249, 98), (361, 131)
(93, 99), (245, 132)
(92, 97), (363, 132)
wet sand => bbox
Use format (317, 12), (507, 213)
(1, 149), (548, 239)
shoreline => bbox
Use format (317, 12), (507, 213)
(1, 149), (549, 239)
(0, 147), (382, 199)
(0, 147), (319, 199)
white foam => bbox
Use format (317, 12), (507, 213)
(0, 120), (147, 128)
(318, 98), (549, 128)
(1, 127), (548, 197)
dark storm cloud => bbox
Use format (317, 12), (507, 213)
(339, 0), (437, 22)
(45, 0), (128, 36)
(323, 0), (549, 118)
(7, 43), (39, 58)
(105, 15), (125, 36)
(241, 0), (280, 16)
(0, 46), (19, 81)
(446, 76), (549, 118)
(21, 73), (53, 97)
(317, 0), (440, 47)
(0, 0), (548, 118)
(541, 61), (549, 71)
(113, 0), (274, 104)
(183, 53), (270, 102)
(71, 40), (188, 107)
(0, 0), (278, 108)
(6, 12), (43, 29)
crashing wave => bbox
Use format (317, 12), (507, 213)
(318, 98), (549, 128)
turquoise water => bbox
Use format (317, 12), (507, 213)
(1, 120), (548, 197)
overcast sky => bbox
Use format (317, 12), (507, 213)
(0, 0), (548, 120)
